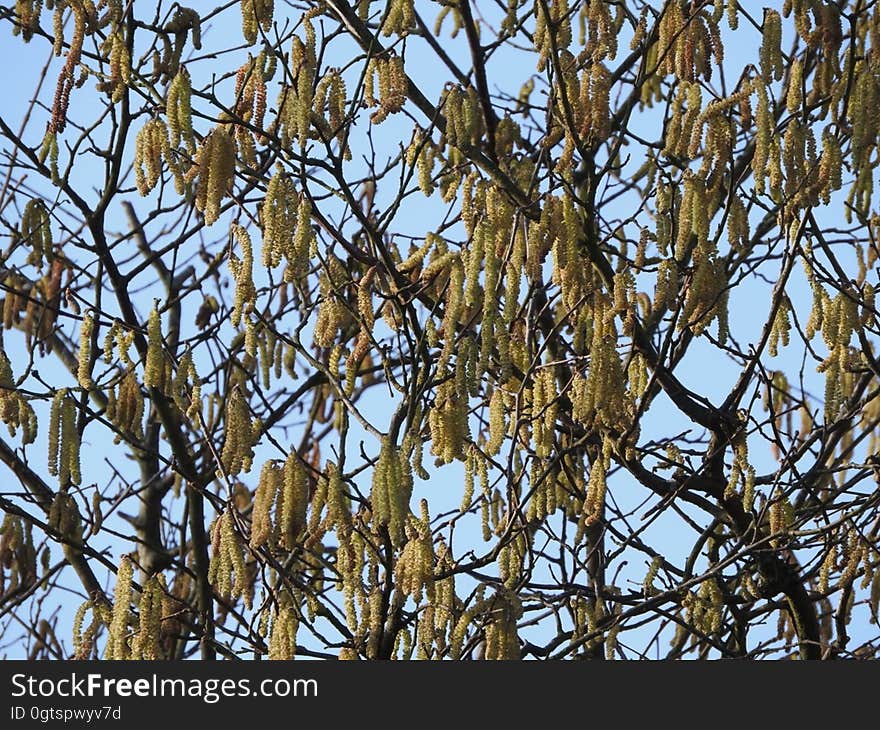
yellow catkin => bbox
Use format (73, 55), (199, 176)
(429, 375), (470, 464)
(21, 198), (53, 268)
(241, 0), (274, 45)
(487, 388), (506, 456)
(131, 574), (166, 660)
(324, 460), (352, 537)
(760, 9), (784, 84)
(251, 460), (280, 549)
(786, 58), (804, 113)
(194, 127), (236, 226)
(219, 387), (257, 477)
(106, 555), (133, 660)
(48, 389), (81, 485)
(134, 120), (168, 195)
(229, 224), (256, 328)
(382, 0), (414, 36)
(280, 451), (309, 549)
(113, 370), (145, 442)
(260, 167), (297, 270)
(0, 347), (37, 444)
(77, 312), (94, 389)
(143, 305), (166, 391)
(166, 68), (195, 153)
(268, 591), (299, 659)
(368, 54), (408, 124)
(209, 511), (251, 608)
(292, 195), (315, 276)
(61, 394), (81, 486)
(768, 298), (792, 357)
(370, 436), (414, 546)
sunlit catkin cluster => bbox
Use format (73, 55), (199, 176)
(482, 589), (522, 660)
(105, 555), (133, 660)
(0, 513), (37, 597)
(531, 367), (559, 459)
(208, 510), (252, 608)
(219, 386), (259, 477)
(429, 375), (470, 465)
(76, 311), (94, 389)
(760, 9), (784, 83)
(816, 290), (860, 422)
(392, 504), (433, 604)
(669, 172), (729, 341)
(250, 452), (310, 550)
(20, 198), (53, 269)
(241, 0), (273, 45)
(268, 590), (300, 659)
(157, 7), (202, 80)
(371, 436), (414, 546)
(134, 119), (183, 195)
(381, 0), (414, 36)
(0, 344), (37, 444)
(144, 305), (171, 394)
(166, 68), (195, 154)
(313, 254), (350, 348)
(260, 169), (313, 278)
(12, 0), (43, 42)
(684, 577), (724, 637)
(441, 84), (484, 150)
(570, 297), (632, 432)
(533, 0), (572, 71)
(406, 130), (440, 197)
(656, 1), (723, 83)
(193, 126), (236, 226)
(274, 27), (316, 148)
(99, 21), (131, 103)
(232, 54), (269, 167)
(313, 68), (350, 158)
(172, 346), (201, 422)
(548, 50), (612, 167)
(364, 53), (408, 124)
(228, 224), (257, 328)
(106, 370), (145, 443)
(47, 388), (81, 486)
(131, 574), (167, 660)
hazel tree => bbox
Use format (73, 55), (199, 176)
(0, 0), (879, 661)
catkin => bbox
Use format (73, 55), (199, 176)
(208, 510), (252, 608)
(131, 574), (167, 660)
(21, 198), (53, 269)
(760, 9), (784, 84)
(279, 451), (309, 549)
(241, 0), (274, 45)
(76, 312), (94, 389)
(219, 387), (258, 477)
(0, 347), (37, 444)
(370, 436), (414, 546)
(487, 388), (506, 456)
(166, 68), (195, 153)
(251, 460), (280, 549)
(194, 127), (236, 226)
(106, 555), (133, 660)
(229, 224), (256, 328)
(134, 120), (173, 195)
(143, 305), (167, 392)
(260, 168), (298, 270)
(47, 389), (81, 485)
(268, 591), (299, 659)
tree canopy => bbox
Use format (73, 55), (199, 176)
(0, 0), (879, 660)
